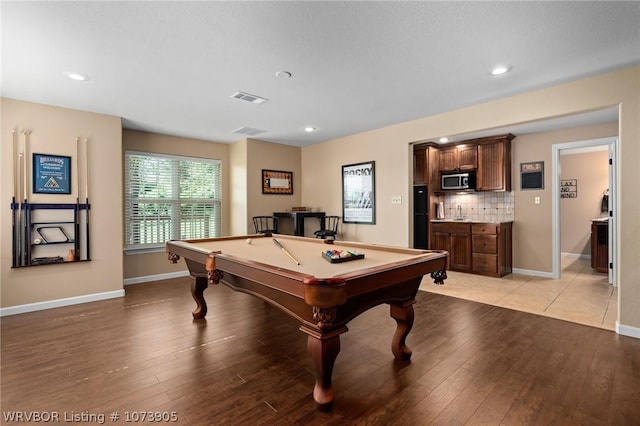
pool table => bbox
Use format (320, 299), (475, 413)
(166, 234), (447, 411)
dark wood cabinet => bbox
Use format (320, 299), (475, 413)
(436, 134), (514, 192)
(591, 219), (608, 273)
(432, 221), (512, 277)
(413, 146), (427, 184)
(431, 222), (472, 272)
(458, 145), (478, 170)
(476, 135), (514, 191)
(471, 222), (512, 277)
(438, 144), (477, 172)
(413, 144), (440, 187)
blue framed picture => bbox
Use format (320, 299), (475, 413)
(33, 153), (71, 194)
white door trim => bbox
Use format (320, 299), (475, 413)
(551, 136), (618, 282)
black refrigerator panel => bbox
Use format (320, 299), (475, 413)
(414, 185), (427, 214)
(413, 185), (428, 249)
(414, 213), (428, 249)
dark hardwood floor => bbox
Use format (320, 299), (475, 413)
(2, 277), (639, 425)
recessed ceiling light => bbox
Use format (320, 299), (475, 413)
(490, 65), (512, 76)
(439, 137), (449, 143)
(304, 126), (317, 132)
(64, 71), (89, 81)
(275, 70), (292, 78)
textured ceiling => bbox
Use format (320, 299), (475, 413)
(2, 1), (638, 146)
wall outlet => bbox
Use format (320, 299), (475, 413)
(391, 196), (402, 204)
(534, 196), (541, 204)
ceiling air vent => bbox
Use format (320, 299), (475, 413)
(232, 126), (266, 136)
(230, 91), (268, 104)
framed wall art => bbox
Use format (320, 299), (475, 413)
(342, 161), (375, 224)
(33, 153), (72, 194)
(262, 169), (293, 194)
(520, 161), (544, 190)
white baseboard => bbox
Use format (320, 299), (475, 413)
(561, 252), (591, 260)
(123, 270), (189, 286)
(511, 268), (556, 278)
(616, 322), (640, 339)
(0, 289), (125, 317)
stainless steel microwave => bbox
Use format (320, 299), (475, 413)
(441, 172), (475, 190)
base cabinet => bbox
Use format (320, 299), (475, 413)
(591, 220), (608, 273)
(431, 222), (471, 272)
(432, 221), (512, 277)
(471, 223), (512, 277)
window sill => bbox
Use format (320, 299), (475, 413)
(124, 247), (166, 255)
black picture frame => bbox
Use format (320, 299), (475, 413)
(520, 161), (544, 190)
(33, 153), (72, 194)
(342, 161), (375, 224)
(262, 169), (293, 194)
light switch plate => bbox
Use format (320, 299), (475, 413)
(391, 196), (402, 204)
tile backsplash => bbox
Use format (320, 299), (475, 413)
(443, 192), (514, 222)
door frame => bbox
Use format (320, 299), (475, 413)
(551, 136), (618, 284)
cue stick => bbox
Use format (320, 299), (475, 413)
(12, 129), (18, 267)
(84, 138), (90, 260)
(272, 238), (300, 265)
(22, 131), (30, 265)
(75, 137), (81, 260)
(17, 150), (23, 266)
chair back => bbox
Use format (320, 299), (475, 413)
(252, 216), (279, 234)
(314, 216), (340, 240)
(325, 216), (340, 233)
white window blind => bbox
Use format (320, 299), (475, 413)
(125, 151), (221, 250)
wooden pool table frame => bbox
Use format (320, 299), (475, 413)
(167, 234), (447, 411)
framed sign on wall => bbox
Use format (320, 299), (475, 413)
(262, 169), (293, 194)
(33, 153), (71, 194)
(520, 161), (544, 190)
(342, 161), (375, 224)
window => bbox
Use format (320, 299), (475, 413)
(125, 151), (221, 251)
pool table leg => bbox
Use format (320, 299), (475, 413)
(390, 301), (415, 361)
(190, 275), (209, 319)
(304, 327), (346, 412)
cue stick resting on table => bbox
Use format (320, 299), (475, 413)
(272, 238), (300, 265)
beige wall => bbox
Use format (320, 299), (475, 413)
(560, 149), (609, 256)
(512, 122), (617, 271)
(246, 139), (303, 235)
(302, 131), (412, 246)
(122, 130), (231, 279)
(1, 98), (123, 307)
(301, 66), (639, 331)
(229, 139), (248, 236)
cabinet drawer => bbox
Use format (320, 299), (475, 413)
(473, 253), (498, 273)
(472, 223), (498, 234)
(473, 235), (497, 254)
(432, 222), (471, 234)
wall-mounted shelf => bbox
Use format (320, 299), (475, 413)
(11, 202), (91, 268)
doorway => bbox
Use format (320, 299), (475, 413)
(552, 136), (617, 285)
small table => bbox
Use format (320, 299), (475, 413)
(167, 234), (447, 411)
(273, 211), (325, 236)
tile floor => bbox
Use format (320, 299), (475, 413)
(420, 255), (618, 330)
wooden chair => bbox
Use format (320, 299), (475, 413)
(252, 216), (279, 234)
(314, 216), (340, 240)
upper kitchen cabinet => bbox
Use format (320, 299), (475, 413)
(413, 143), (439, 186)
(476, 134), (515, 191)
(439, 144), (477, 172)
